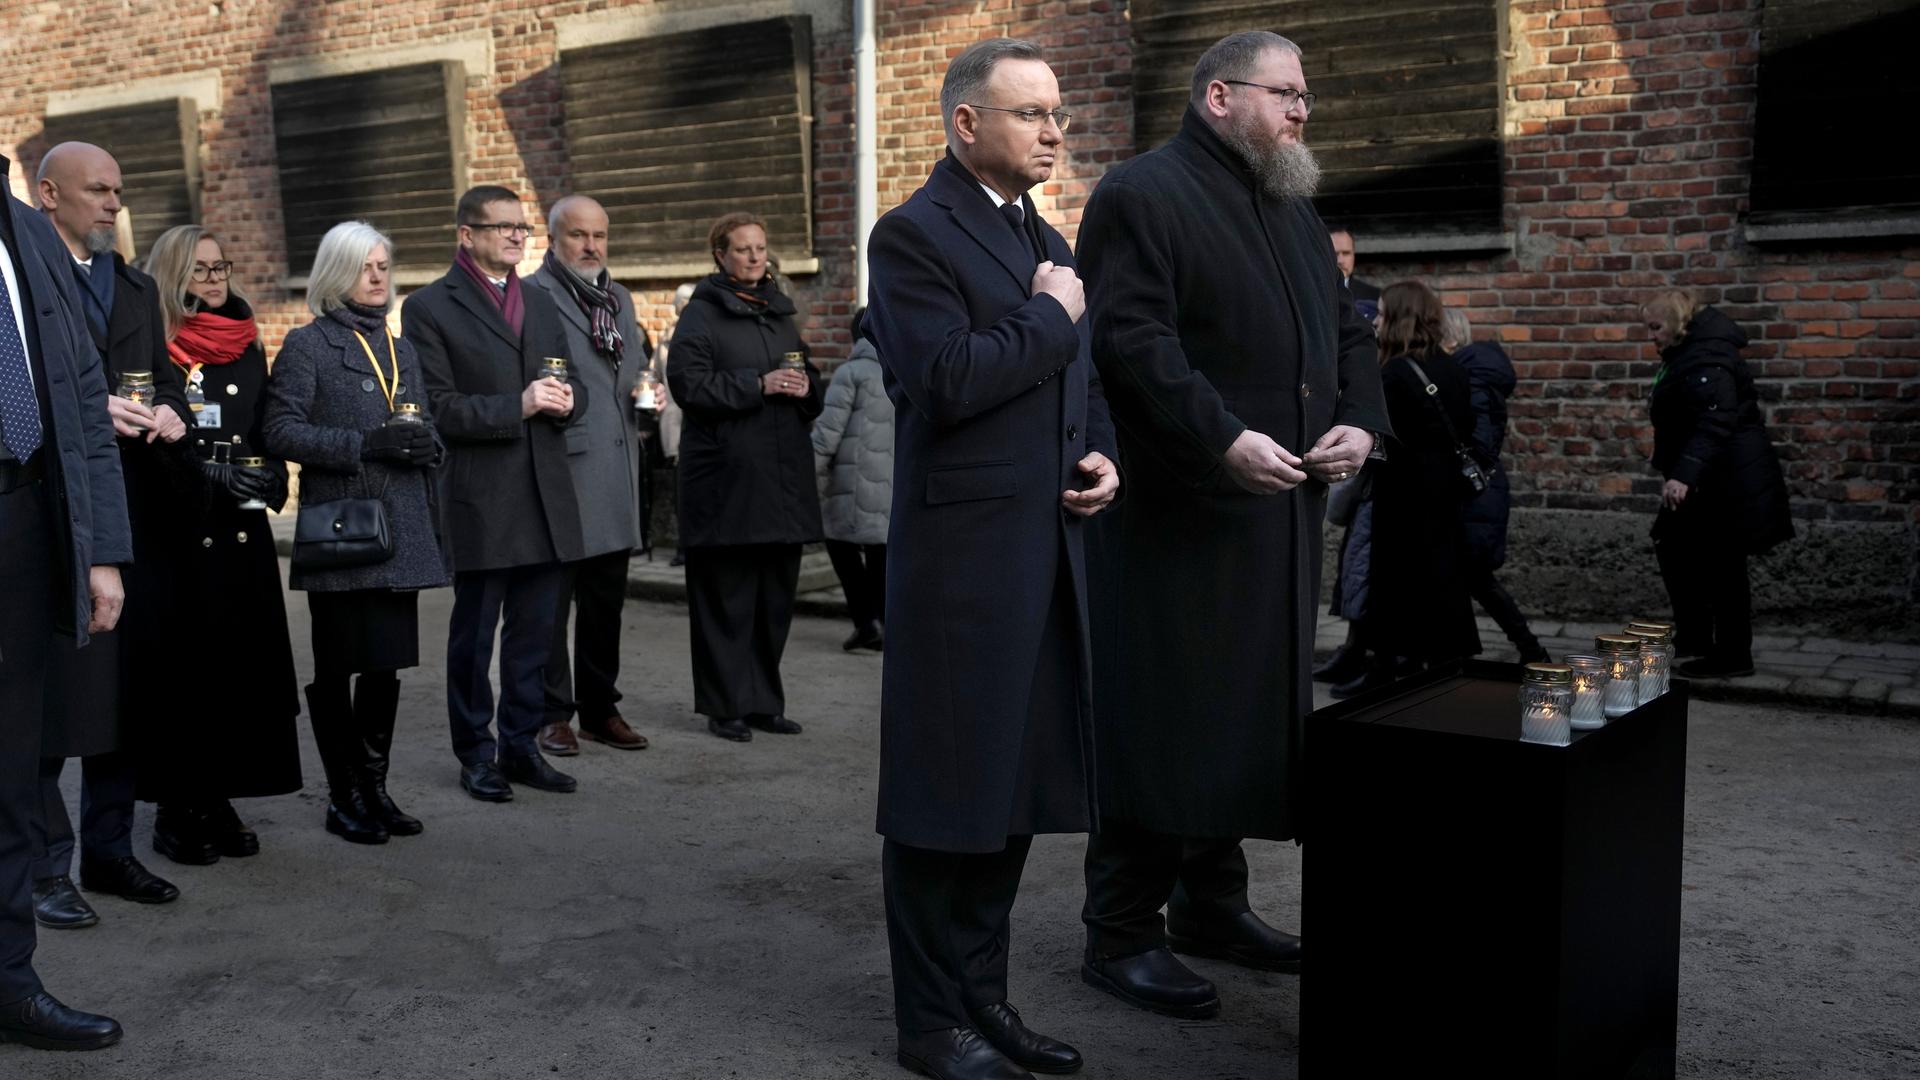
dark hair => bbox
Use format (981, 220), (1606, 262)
(457, 185), (521, 227)
(850, 305), (868, 341)
(1377, 280), (1446, 362)
(1325, 222), (1353, 240)
(707, 211), (768, 268)
(1190, 31), (1301, 105)
(941, 38), (1045, 142)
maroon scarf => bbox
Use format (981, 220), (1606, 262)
(455, 246), (525, 338)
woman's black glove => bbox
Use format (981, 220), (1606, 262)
(361, 422), (436, 466)
(200, 461), (286, 505)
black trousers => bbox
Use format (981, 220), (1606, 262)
(1082, 820), (1253, 958)
(33, 753), (135, 879)
(544, 549), (631, 725)
(1655, 526), (1752, 661)
(1467, 567), (1543, 656)
(824, 540), (886, 630)
(447, 563), (567, 766)
(0, 478), (52, 1003)
(883, 836), (1033, 1034)
(684, 544), (800, 720)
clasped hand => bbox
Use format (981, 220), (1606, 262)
(761, 369), (811, 398)
(107, 396), (187, 443)
(521, 377), (574, 418)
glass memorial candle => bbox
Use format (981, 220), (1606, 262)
(1518, 663), (1574, 747)
(1595, 635), (1643, 718)
(1563, 654), (1607, 729)
(116, 370), (154, 406)
(388, 403), (425, 425)
(539, 357), (569, 383)
(234, 455), (268, 510)
(778, 351), (807, 371)
(635, 371), (662, 412)
(1627, 622), (1676, 698)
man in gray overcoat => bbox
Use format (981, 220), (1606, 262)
(527, 195), (650, 754)
(1075, 31), (1391, 1018)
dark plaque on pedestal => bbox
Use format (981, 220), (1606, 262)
(1304, 660), (1687, 1079)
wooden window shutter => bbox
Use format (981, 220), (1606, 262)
(270, 62), (467, 279)
(560, 16), (815, 273)
(1130, 1), (1504, 241)
(42, 99), (201, 260)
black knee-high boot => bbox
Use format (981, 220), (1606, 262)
(354, 672), (422, 836)
(306, 680), (388, 845)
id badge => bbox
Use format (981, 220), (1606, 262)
(197, 402), (223, 430)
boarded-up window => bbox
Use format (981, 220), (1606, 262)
(1751, 0), (1920, 229)
(560, 16), (815, 270)
(270, 62), (466, 279)
(42, 99), (200, 259)
(1130, 1), (1503, 241)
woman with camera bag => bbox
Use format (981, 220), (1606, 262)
(1332, 280), (1481, 697)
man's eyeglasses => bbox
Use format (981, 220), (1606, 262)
(469, 222), (534, 238)
(965, 104), (1073, 133)
(190, 261), (234, 283)
(1223, 80), (1316, 116)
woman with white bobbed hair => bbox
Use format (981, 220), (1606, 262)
(262, 221), (449, 846)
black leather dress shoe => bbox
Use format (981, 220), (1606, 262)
(968, 1002), (1081, 1074)
(0, 991), (122, 1051)
(1081, 947), (1219, 1019)
(79, 856), (179, 904)
(30, 877), (97, 930)
(707, 716), (752, 742)
(499, 752), (578, 793)
(460, 761), (514, 803)
(1168, 910), (1302, 973)
(746, 713), (803, 735)
(151, 804), (220, 866)
(843, 622), (884, 652)
(1311, 644), (1366, 683)
(897, 1025), (1032, 1080)
(204, 801), (261, 858)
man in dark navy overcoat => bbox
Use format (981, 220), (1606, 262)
(865, 37), (1119, 1080)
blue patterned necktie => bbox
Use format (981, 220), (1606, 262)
(0, 250), (44, 460)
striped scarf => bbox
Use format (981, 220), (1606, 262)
(543, 250), (623, 367)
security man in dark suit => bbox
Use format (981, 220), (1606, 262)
(405, 185), (587, 802)
(0, 152), (130, 1050)
(865, 38), (1119, 1080)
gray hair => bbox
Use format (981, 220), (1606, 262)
(306, 221), (394, 318)
(1440, 308), (1474, 350)
(941, 38), (1045, 145)
(1191, 31), (1303, 103)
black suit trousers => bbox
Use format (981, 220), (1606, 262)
(0, 479), (52, 1003)
(447, 563), (567, 765)
(544, 549), (632, 725)
(33, 752), (136, 879)
(883, 835), (1033, 1034)
(684, 544), (800, 720)
(1081, 820), (1253, 958)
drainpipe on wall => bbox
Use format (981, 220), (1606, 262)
(854, 0), (877, 309)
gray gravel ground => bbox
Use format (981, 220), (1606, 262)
(13, 585), (1919, 1079)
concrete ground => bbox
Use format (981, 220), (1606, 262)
(15, 583), (1920, 1079)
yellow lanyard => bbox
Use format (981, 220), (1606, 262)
(351, 327), (399, 412)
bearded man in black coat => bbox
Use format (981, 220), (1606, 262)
(1075, 31), (1390, 1018)
(866, 37), (1119, 1080)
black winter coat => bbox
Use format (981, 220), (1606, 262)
(404, 265), (585, 571)
(1078, 109), (1389, 841)
(1454, 340), (1517, 571)
(1649, 306), (1793, 553)
(1362, 347), (1482, 664)
(666, 274), (824, 548)
(140, 303), (301, 801)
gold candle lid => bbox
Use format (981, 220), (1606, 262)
(1596, 634), (1642, 654)
(1625, 627), (1672, 645)
(393, 403), (422, 414)
(1522, 662), (1573, 685)
(235, 455), (265, 467)
(119, 371), (154, 384)
(1626, 622), (1674, 642)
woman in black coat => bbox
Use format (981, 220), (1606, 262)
(1641, 291), (1792, 678)
(666, 212), (824, 741)
(135, 226), (302, 864)
(1336, 281), (1481, 696)
(264, 222), (448, 845)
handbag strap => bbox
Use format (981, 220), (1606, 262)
(1401, 357), (1477, 464)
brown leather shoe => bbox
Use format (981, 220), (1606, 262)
(537, 721), (580, 757)
(580, 712), (649, 750)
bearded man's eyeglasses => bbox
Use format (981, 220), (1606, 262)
(1223, 80), (1317, 116)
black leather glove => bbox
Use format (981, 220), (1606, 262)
(227, 464), (277, 503)
(361, 422), (436, 465)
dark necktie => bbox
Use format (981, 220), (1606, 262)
(1000, 201), (1041, 263)
(0, 254), (44, 459)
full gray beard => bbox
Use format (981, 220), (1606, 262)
(1222, 113), (1321, 202)
(84, 228), (116, 255)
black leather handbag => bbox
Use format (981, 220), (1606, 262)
(292, 494), (393, 571)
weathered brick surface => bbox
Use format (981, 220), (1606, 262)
(2, 0), (1913, 626)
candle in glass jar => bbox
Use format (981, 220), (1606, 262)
(539, 357), (569, 383)
(1564, 654), (1607, 729)
(1595, 635), (1643, 718)
(1627, 622), (1676, 697)
(1518, 663), (1573, 747)
(635, 372), (660, 412)
(116, 370), (154, 407)
(234, 456), (268, 510)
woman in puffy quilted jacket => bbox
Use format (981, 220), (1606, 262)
(1641, 289), (1793, 679)
(812, 308), (894, 652)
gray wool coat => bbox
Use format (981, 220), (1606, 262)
(810, 339), (893, 546)
(525, 266), (644, 559)
(262, 316), (450, 593)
